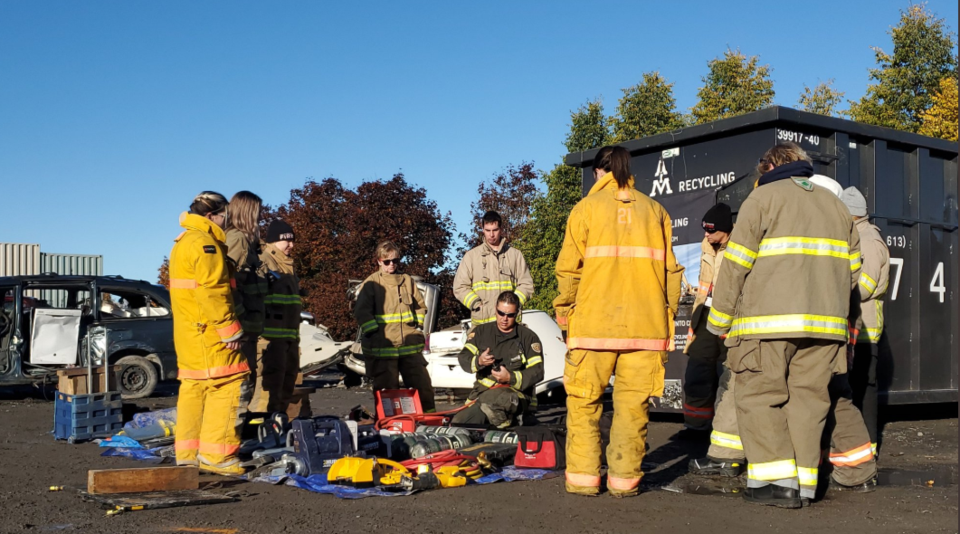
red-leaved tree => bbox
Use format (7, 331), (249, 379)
(273, 174), (465, 340)
(158, 257), (170, 289)
(463, 162), (540, 249)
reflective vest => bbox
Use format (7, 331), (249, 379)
(707, 176), (861, 343)
(554, 173), (684, 352)
(453, 241), (534, 325)
(260, 242), (302, 340)
(169, 212), (248, 380)
(354, 271), (427, 358)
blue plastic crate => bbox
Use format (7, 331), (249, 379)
(53, 391), (123, 443)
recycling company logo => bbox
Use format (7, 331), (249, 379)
(650, 158), (673, 197)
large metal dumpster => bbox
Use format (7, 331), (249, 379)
(565, 106), (957, 407)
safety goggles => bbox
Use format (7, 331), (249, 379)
(496, 309), (518, 318)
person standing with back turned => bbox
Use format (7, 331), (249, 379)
(555, 145), (684, 497)
(707, 142), (862, 508)
(170, 191), (249, 475)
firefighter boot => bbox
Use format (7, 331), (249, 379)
(743, 484), (802, 509)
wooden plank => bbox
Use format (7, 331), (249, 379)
(87, 466), (199, 495)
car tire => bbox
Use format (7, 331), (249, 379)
(115, 355), (159, 399)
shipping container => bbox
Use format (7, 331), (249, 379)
(0, 243), (41, 277)
(39, 253), (104, 308)
(566, 106), (957, 407)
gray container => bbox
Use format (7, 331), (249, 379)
(39, 252), (104, 308)
(0, 243), (41, 277)
(566, 106), (957, 406)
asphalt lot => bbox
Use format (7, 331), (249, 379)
(0, 375), (956, 534)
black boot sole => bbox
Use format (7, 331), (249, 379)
(743, 494), (802, 509)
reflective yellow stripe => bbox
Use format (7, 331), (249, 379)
(463, 291), (480, 307)
(363, 344), (425, 358)
(264, 294), (302, 305)
(479, 377), (496, 387)
(262, 327), (298, 339)
(724, 242), (757, 269)
(360, 320), (378, 333)
(526, 356), (542, 367)
(515, 291), (527, 305)
(464, 343), (479, 355)
(512, 370), (522, 387)
(374, 311), (418, 324)
(729, 314), (848, 337)
(758, 237), (850, 260)
(859, 272), (878, 293)
(471, 281), (517, 291)
(797, 467), (818, 486)
(473, 316), (496, 325)
(858, 327), (882, 344)
(747, 459), (797, 481)
(710, 431), (743, 451)
(850, 253), (862, 272)
(708, 308), (733, 329)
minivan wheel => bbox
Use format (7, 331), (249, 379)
(115, 355), (159, 399)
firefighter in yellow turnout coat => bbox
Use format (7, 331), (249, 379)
(170, 193), (249, 475)
(707, 145), (862, 508)
(555, 146), (684, 497)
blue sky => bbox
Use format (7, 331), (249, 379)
(2, 1), (957, 282)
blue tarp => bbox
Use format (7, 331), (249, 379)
(100, 446), (170, 464)
(97, 435), (143, 449)
(248, 466), (559, 499)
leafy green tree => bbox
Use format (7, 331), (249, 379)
(610, 72), (684, 142)
(520, 100), (610, 313)
(691, 48), (775, 124)
(798, 80), (846, 117)
(849, 5), (957, 132)
(919, 75), (959, 141)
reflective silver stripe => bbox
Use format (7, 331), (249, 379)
(708, 308), (733, 328)
(729, 314), (847, 337)
(724, 242), (757, 269)
(757, 237), (849, 259)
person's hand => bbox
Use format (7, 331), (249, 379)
(224, 340), (242, 351)
(477, 348), (495, 367)
(472, 299), (483, 312)
(491, 365), (511, 384)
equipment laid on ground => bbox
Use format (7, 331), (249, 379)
(288, 416), (355, 476)
(514, 426), (566, 470)
(374, 389), (460, 432)
(53, 328), (122, 443)
(327, 457), (410, 488)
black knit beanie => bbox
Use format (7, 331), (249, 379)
(266, 220), (295, 243)
(702, 203), (733, 233)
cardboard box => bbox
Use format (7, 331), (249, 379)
(57, 365), (122, 395)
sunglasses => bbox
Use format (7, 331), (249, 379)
(496, 309), (518, 318)
(380, 258), (401, 265)
(703, 227), (718, 234)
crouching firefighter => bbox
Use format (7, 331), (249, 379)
(354, 241), (436, 412)
(170, 192), (249, 475)
(452, 291), (544, 428)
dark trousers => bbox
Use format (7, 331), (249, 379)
(683, 316), (727, 430)
(451, 388), (526, 428)
(849, 342), (879, 447)
(366, 354), (436, 412)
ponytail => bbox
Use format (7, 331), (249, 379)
(190, 191), (228, 216)
(593, 146), (632, 189)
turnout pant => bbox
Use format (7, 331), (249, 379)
(683, 317), (727, 429)
(236, 335), (258, 423)
(706, 362), (744, 461)
(256, 338), (300, 413)
(849, 342), (879, 451)
(732, 339), (841, 501)
(452, 388), (527, 428)
(564, 349), (665, 497)
(366, 353), (436, 412)
(175, 372), (248, 474)
(826, 373), (878, 486)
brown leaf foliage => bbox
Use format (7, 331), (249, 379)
(272, 174), (464, 340)
(463, 162), (540, 250)
(157, 256), (170, 289)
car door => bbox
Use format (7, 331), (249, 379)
(96, 284), (177, 380)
